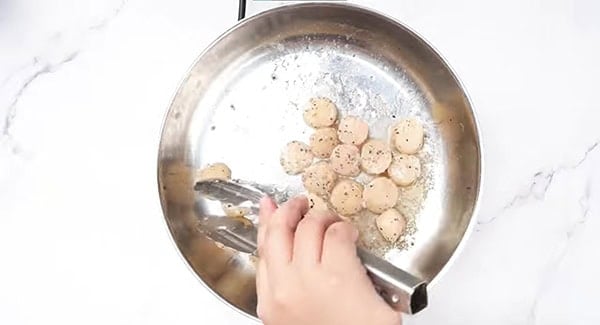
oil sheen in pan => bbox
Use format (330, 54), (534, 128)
(189, 34), (444, 266)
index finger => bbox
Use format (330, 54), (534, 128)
(264, 196), (308, 266)
(258, 196), (277, 255)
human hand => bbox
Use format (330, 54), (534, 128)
(256, 196), (402, 325)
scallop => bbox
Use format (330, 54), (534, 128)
(303, 97), (338, 128)
(222, 203), (250, 218)
(330, 144), (361, 177)
(363, 177), (399, 213)
(330, 179), (363, 216)
(337, 116), (369, 145)
(360, 139), (392, 175)
(196, 162), (231, 181)
(280, 141), (314, 175)
(309, 127), (339, 158)
(307, 193), (329, 214)
(302, 161), (337, 196)
(391, 118), (424, 154)
(376, 208), (406, 243)
(388, 154), (421, 186)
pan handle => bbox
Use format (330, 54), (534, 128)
(357, 247), (428, 314)
(238, 0), (247, 20)
(238, 1), (348, 20)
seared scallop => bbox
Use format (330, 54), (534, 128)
(388, 154), (421, 186)
(307, 193), (329, 214)
(222, 203), (250, 218)
(360, 139), (392, 175)
(309, 127), (339, 159)
(376, 208), (406, 243)
(363, 177), (399, 214)
(280, 141), (314, 175)
(196, 162), (232, 181)
(330, 179), (363, 216)
(391, 118), (424, 154)
(337, 116), (369, 145)
(302, 161), (337, 197)
(330, 144), (361, 177)
(303, 97), (338, 128)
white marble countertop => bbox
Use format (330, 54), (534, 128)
(1, 0), (599, 324)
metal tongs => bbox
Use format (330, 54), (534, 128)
(194, 179), (428, 314)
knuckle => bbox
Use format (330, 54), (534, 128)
(272, 288), (288, 306)
(299, 214), (323, 230)
(325, 272), (342, 287)
(285, 196), (302, 208)
(271, 285), (296, 308)
(287, 196), (308, 212)
(325, 221), (352, 239)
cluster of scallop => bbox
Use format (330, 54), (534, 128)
(280, 97), (424, 243)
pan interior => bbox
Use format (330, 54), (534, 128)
(158, 4), (480, 318)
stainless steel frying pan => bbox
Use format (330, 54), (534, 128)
(157, 2), (482, 321)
